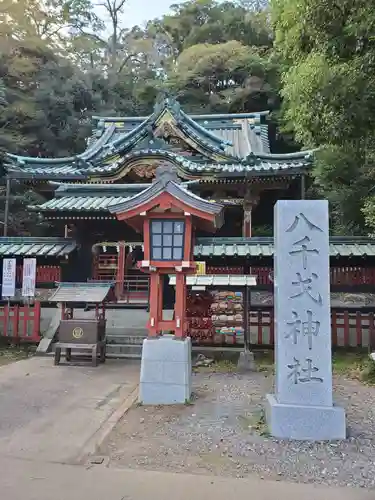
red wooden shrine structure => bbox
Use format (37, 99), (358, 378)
(0, 302), (41, 342)
(109, 164), (224, 337)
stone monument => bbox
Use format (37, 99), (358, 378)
(265, 200), (346, 440)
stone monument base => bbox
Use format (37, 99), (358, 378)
(237, 349), (257, 372)
(139, 336), (192, 405)
(265, 394), (346, 441)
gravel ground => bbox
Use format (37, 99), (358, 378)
(99, 369), (375, 489)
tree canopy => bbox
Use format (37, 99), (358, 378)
(271, 0), (375, 234)
(1, 0), (375, 236)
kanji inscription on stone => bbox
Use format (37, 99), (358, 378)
(290, 272), (323, 305)
(287, 358), (324, 384)
(289, 235), (319, 270)
(273, 200), (333, 407)
(266, 200), (346, 440)
(285, 310), (320, 350)
(286, 212), (323, 233)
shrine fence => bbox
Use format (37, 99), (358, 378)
(248, 307), (375, 349)
(0, 303), (41, 342)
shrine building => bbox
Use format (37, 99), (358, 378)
(2, 96), (375, 351)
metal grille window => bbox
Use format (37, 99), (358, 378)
(150, 220), (185, 260)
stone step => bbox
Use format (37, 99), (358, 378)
(106, 343), (142, 359)
(106, 335), (145, 346)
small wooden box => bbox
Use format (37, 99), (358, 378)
(58, 319), (106, 344)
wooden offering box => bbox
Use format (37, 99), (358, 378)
(49, 282), (115, 366)
(58, 318), (106, 344)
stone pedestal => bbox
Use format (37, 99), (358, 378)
(139, 336), (192, 405)
(266, 200), (346, 440)
(237, 349), (257, 372)
(265, 395), (346, 440)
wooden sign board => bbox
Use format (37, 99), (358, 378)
(195, 261), (206, 275)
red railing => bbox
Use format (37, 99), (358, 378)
(92, 255), (118, 281)
(330, 267), (375, 285)
(16, 265), (61, 284)
(251, 266), (375, 286)
(89, 274), (150, 304)
(251, 267), (273, 285)
(248, 308), (375, 348)
(121, 275), (150, 305)
(0, 302), (41, 342)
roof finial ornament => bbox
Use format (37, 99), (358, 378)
(155, 161), (180, 186)
(154, 91), (180, 115)
(245, 152), (261, 166)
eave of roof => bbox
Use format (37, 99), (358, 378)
(49, 282), (114, 303)
(194, 237), (375, 258)
(92, 110), (270, 124)
(5, 99), (273, 179)
(3, 95), (312, 179)
(87, 149), (313, 179)
(1, 236), (373, 259)
(109, 176), (223, 219)
(0, 237), (77, 256)
(30, 195), (131, 212)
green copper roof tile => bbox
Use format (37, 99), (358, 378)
(49, 282), (114, 303)
(5, 96), (312, 179)
(33, 195), (131, 212)
(0, 238), (77, 256)
(0, 236), (374, 259)
(193, 237), (375, 258)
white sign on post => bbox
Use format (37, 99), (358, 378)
(2, 258), (16, 298)
(22, 258), (37, 297)
(265, 200), (346, 440)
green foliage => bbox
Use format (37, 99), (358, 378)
(0, 0), (276, 160)
(0, 182), (48, 236)
(168, 40), (278, 113)
(272, 0), (375, 234)
(150, 0), (272, 55)
(145, 0), (276, 113)
(4, 0), (375, 238)
(333, 352), (375, 385)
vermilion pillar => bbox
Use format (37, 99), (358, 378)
(242, 189), (259, 238)
(115, 241), (126, 299)
(148, 273), (162, 336)
(242, 202), (253, 238)
(174, 273), (187, 338)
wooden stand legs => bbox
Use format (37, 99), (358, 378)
(54, 342), (106, 366)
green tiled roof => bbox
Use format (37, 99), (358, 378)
(5, 96), (313, 180)
(0, 237), (77, 256)
(92, 109), (271, 154)
(49, 282), (114, 303)
(30, 181), (189, 212)
(36, 196), (131, 212)
(194, 237), (375, 258)
(0, 236), (373, 259)
(31, 160), (312, 214)
(8, 149), (313, 182)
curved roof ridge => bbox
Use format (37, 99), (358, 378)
(7, 153), (76, 165)
(252, 150), (316, 161)
(109, 114), (153, 149)
(91, 110), (271, 122)
(89, 99), (232, 161)
(80, 124), (116, 160)
(6, 124), (117, 167)
(179, 108), (233, 148)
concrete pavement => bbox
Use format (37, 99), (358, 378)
(0, 456), (373, 500)
(0, 356), (373, 500)
(0, 357), (139, 463)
